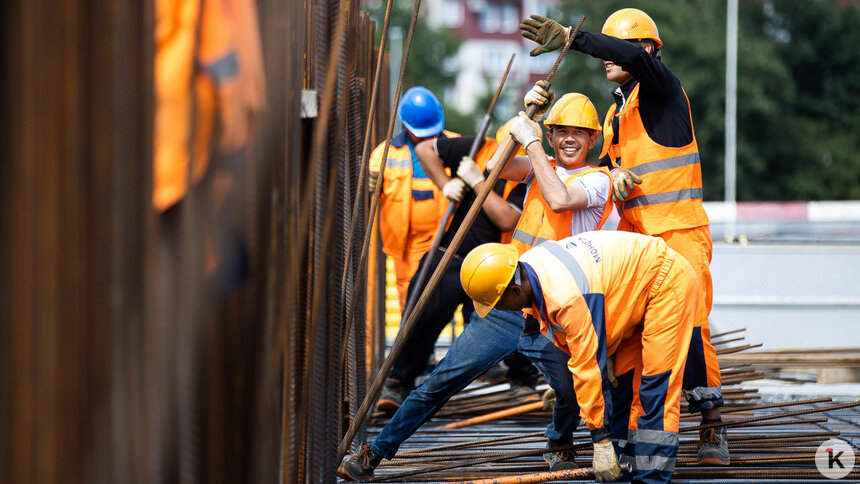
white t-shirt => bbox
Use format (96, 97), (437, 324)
(523, 164), (611, 236)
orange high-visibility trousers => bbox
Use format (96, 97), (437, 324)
(391, 229), (435, 311)
(617, 221), (722, 411)
(610, 250), (696, 482)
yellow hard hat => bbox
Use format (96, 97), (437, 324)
(543, 93), (601, 132)
(602, 8), (662, 48)
(496, 118), (527, 156)
(460, 243), (520, 318)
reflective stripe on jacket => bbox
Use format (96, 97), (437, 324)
(600, 83), (709, 235)
(371, 130), (460, 260)
(510, 163), (612, 255)
(519, 231), (674, 431)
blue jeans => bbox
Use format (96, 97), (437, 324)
(371, 308), (580, 459)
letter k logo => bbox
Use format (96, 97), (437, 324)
(828, 448), (845, 469)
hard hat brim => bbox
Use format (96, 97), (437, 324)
(403, 119), (445, 138)
(474, 301), (493, 318)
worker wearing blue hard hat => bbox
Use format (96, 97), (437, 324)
(369, 86), (462, 310)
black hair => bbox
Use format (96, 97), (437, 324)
(642, 39), (662, 60)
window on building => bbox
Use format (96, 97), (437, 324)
(477, 3), (500, 32)
(500, 3), (518, 33)
(439, 0), (464, 28)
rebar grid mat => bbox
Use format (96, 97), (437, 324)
(345, 333), (860, 482)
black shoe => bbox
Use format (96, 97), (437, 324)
(542, 438), (578, 471)
(477, 362), (509, 384)
(338, 444), (382, 481)
(376, 378), (410, 414)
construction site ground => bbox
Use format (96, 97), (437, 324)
(343, 329), (860, 483)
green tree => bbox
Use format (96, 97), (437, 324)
(757, 0), (860, 200)
(362, 0), (469, 132)
(551, 0), (860, 201)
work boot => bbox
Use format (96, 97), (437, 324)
(477, 362), (509, 384)
(337, 444), (382, 481)
(542, 438), (579, 471)
(376, 378), (410, 414)
(508, 374), (540, 403)
(697, 425), (730, 465)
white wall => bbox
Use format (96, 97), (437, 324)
(710, 243), (860, 350)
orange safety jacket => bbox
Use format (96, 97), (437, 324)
(510, 163), (612, 255)
(600, 83), (709, 235)
(519, 231), (676, 433)
(371, 130), (460, 260)
(154, 0), (265, 212)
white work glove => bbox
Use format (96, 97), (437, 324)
(456, 156), (485, 189)
(508, 112), (542, 150)
(592, 440), (622, 482)
(442, 178), (467, 202)
(524, 80), (554, 122)
(369, 171), (380, 193)
(610, 167), (642, 202)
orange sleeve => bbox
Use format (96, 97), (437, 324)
(553, 297), (607, 431)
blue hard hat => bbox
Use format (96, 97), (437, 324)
(399, 86), (444, 138)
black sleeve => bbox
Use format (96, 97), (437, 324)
(572, 30), (682, 101)
(435, 136), (484, 170)
(503, 182), (527, 210)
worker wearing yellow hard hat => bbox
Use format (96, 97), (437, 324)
(491, 86), (612, 255)
(461, 231), (699, 484)
(340, 85), (612, 482)
(520, 6), (728, 470)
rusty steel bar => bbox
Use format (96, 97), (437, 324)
(400, 53), (515, 323)
(338, 15), (586, 463)
(452, 463), (632, 484)
(684, 401), (860, 432)
(397, 431), (546, 455)
(710, 328), (747, 339)
(338, 0), (395, 369)
(438, 401), (545, 429)
(337, 0), (425, 461)
(720, 397), (833, 414)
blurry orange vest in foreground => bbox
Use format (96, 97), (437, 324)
(154, 0), (265, 212)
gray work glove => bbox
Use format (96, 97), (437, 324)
(610, 167), (642, 202)
(457, 156), (485, 189)
(592, 440), (622, 482)
(442, 178), (467, 202)
(519, 15), (571, 57)
(524, 80), (554, 122)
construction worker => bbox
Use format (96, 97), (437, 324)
(339, 88), (612, 481)
(370, 86), (459, 310)
(494, 91), (612, 247)
(461, 231), (699, 484)
(376, 119), (537, 413)
(520, 8), (729, 465)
